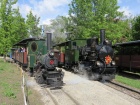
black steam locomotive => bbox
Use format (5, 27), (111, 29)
(33, 33), (64, 87)
(12, 33), (64, 87)
(34, 50), (64, 86)
(53, 29), (116, 81)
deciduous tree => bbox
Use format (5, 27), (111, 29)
(0, 0), (27, 58)
(132, 16), (140, 40)
(67, 0), (131, 43)
(26, 11), (41, 37)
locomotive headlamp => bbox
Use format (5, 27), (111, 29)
(49, 52), (54, 57)
(97, 61), (101, 66)
(111, 61), (116, 65)
(96, 61), (104, 67)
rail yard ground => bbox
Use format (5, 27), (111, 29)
(26, 68), (140, 105)
(0, 57), (140, 105)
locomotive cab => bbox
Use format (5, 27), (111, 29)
(79, 37), (98, 61)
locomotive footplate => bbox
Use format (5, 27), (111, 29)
(100, 68), (116, 81)
(100, 67), (116, 74)
(45, 71), (64, 87)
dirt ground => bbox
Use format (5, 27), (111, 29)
(25, 69), (140, 105)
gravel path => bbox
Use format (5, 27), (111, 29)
(104, 81), (140, 100)
(26, 69), (140, 105)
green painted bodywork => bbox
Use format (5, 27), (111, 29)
(13, 38), (48, 70)
(64, 39), (87, 63)
(53, 39), (87, 64)
(27, 40), (47, 68)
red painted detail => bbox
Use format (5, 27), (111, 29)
(60, 52), (65, 63)
(50, 60), (54, 65)
(24, 52), (27, 64)
(105, 55), (112, 64)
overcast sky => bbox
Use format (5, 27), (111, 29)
(16, 0), (140, 25)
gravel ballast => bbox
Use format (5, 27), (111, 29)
(26, 69), (140, 105)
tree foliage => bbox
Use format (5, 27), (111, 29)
(43, 16), (66, 44)
(0, 0), (27, 55)
(132, 16), (140, 40)
(11, 8), (28, 43)
(26, 11), (41, 37)
(67, 0), (132, 43)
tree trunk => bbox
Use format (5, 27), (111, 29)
(3, 54), (6, 62)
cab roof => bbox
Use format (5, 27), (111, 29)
(13, 38), (45, 46)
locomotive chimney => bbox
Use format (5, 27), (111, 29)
(100, 29), (105, 45)
(46, 33), (52, 50)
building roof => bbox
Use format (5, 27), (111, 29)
(114, 40), (140, 47)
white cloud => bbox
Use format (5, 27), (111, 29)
(19, 4), (32, 17)
(41, 18), (52, 25)
(17, 0), (71, 25)
(118, 6), (133, 17)
(33, 0), (70, 17)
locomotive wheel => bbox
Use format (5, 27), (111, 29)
(35, 72), (45, 84)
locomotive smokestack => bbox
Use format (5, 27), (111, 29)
(46, 33), (52, 50)
(100, 29), (105, 45)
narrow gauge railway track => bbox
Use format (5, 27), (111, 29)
(44, 88), (59, 105)
(104, 80), (140, 100)
(44, 87), (80, 105)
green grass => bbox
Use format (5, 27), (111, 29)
(0, 59), (5, 72)
(0, 82), (17, 99)
(0, 58), (24, 104)
(0, 58), (43, 105)
(0, 59), (17, 99)
(0, 59), (9, 71)
(27, 89), (32, 96)
(115, 75), (140, 89)
(0, 103), (6, 105)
